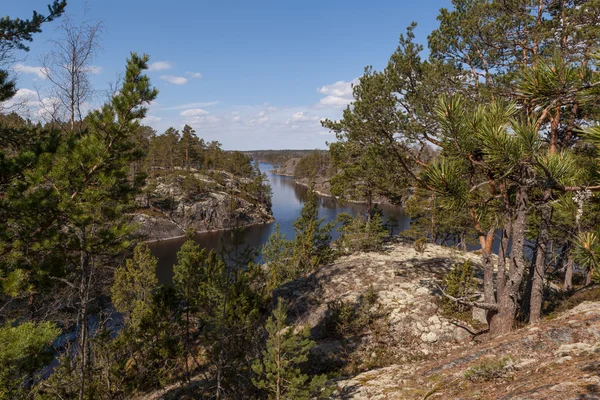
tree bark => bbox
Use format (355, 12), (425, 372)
(530, 190), (552, 323)
(491, 183), (529, 335)
(564, 255), (574, 290)
(78, 240), (90, 400)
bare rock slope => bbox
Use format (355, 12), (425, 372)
(277, 241), (600, 399)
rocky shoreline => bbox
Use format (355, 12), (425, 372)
(132, 172), (274, 242)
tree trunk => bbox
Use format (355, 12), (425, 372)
(564, 255), (574, 290)
(586, 268), (593, 286)
(530, 190), (552, 323)
(78, 246), (90, 400)
(491, 183), (529, 335)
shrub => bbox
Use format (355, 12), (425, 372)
(336, 212), (387, 254)
(441, 260), (477, 316)
(181, 174), (206, 197)
(325, 285), (381, 339)
(464, 356), (516, 382)
(414, 237), (428, 253)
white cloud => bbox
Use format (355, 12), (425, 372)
(160, 101), (219, 110)
(36, 97), (61, 119)
(160, 75), (188, 85)
(143, 115), (162, 123)
(148, 61), (172, 71)
(12, 63), (47, 79)
(250, 116), (269, 124)
(287, 111), (321, 123)
(180, 108), (208, 117)
(232, 116), (241, 122)
(317, 79), (357, 97)
(186, 71), (202, 78)
(86, 65), (103, 74)
(12, 88), (38, 101)
(316, 79), (357, 109)
(318, 95), (352, 108)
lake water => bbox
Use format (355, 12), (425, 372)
(149, 162), (410, 282)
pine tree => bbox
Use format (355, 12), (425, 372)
(111, 243), (158, 327)
(252, 301), (329, 400)
(179, 124), (199, 170)
(0, 321), (60, 399)
(0, 1), (66, 101)
(37, 53), (158, 399)
(172, 239), (207, 381)
(262, 223), (293, 290)
(292, 187), (334, 273)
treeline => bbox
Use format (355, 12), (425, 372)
(243, 149), (321, 166)
(293, 150), (334, 179)
(141, 124), (256, 178)
(322, 2), (600, 336)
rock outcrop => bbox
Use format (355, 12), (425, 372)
(275, 240), (484, 375)
(133, 171), (273, 241)
(270, 158), (333, 197)
(335, 300), (600, 399)
(276, 240), (600, 399)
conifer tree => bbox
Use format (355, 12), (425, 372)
(111, 243), (158, 327)
(262, 223), (293, 290)
(0, 1), (67, 101)
(252, 301), (329, 400)
(0, 321), (60, 399)
(292, 187), (334, 273)
(173, 238), (207, 381)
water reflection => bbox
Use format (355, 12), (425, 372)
(149, 163), (410, 283)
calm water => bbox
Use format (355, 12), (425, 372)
(148, 162), (410, 282)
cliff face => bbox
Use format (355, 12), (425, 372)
(270, 157), (300, 177)
(271, 157), (333, 196)
(132, 171), (273, 241)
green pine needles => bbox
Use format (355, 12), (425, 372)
(252, 300), (330, 400)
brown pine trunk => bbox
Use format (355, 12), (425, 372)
(78, 245), (90, 400)
(530, 190), (552, 323)
(564, 255), (574, 290)
(491, 183), (529, 335)
(586, 269), (593, 286)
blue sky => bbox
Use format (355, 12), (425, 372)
(6, 0), (451, 150)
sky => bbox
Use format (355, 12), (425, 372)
(5, 0), (452, 150)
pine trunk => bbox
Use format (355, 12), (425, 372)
(530, 190), (552, 323)
(491, 183), (529, 335)
(564, 255), (574, 290)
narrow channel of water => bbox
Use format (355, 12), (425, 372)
(149, 162), (410, 282)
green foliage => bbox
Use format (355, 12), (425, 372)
(573, 231), (600, 284)
(292, 187), (335, 273)
(464, 356), (516, 382)
(111, 243), (158, 327)
(293, 150), (333, 179)
(414, 237), (428, 254)
(0, 1), (66, 101)
(263, 223), (294, 291)
(441, 260), (477, 315)
(252, 301), (331, 400)
(336, 210), (387, 254)
(325, 285), (381, 339)
(0, 321), (60, 399)
(180, 173), (206, 197)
